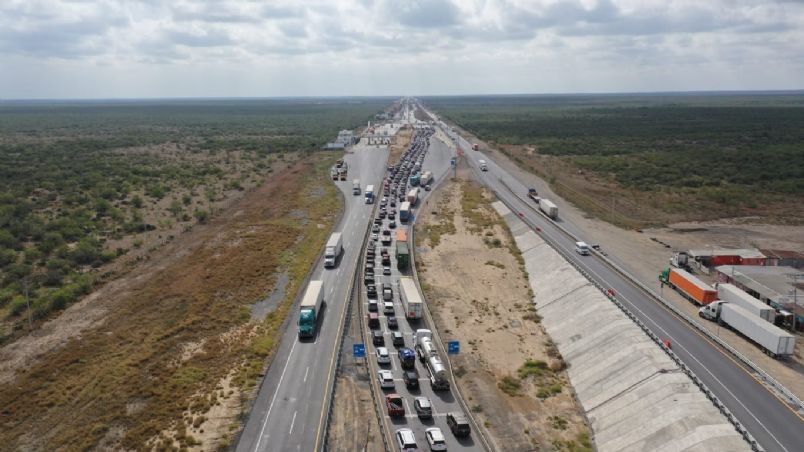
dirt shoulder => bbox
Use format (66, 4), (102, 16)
(415, 174), (591, 452)
(0, 153), (341, 450)
(389, 126), (413, 164)
(450, 127), (804, 400)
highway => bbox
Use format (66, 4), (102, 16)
(360, 124), (486, 451)
(424, 102), (804, 452)
(236, 141), (389, 452)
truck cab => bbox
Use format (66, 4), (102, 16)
(575, 241), (591, 256)
(699, 300), (725, 321)
(478, 159), (488, 171)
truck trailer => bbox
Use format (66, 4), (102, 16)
(419, 170), (432, 186)
(717, 283), (774, 322)
(660, 268), (717, 305)
(324, 232), (343, 268)
(700, 301), (795, 358)
(406, 188), (420, 206)
(298, 280), (324, 338)
(399, 276), (423, 320)
(399, 201), (412, 223)
(539, 199), (558, 219)
(364, 185), (375, 204)
(426, 356), (450, 390)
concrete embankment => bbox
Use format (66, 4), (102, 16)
(492, 201), (750, 452)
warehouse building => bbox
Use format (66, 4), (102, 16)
(715, 265), (804, 330)
(689, 248), (767, 270)
(760, 249), (804, 269)
(323, 129), (357, 149)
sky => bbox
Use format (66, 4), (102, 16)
(0, 0), (802, 99)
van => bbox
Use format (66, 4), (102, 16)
(575, 241), (590, 256)
(478, 159), (488, 171)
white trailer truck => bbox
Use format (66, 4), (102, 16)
(324, 232), (343, 268)
(365, 185), (375, 204)
(399, 277), (423, 320)
(298, 280), (324, 339)
(539, 198), (558, 219)
(699, 301), (795, 358)
(717, 283), (774, 322)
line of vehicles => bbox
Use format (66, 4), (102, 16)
(363, 126), (475, 451)
(527, 188), (559, 219)
(660, 268), (796, 358)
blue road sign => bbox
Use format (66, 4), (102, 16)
(353, 343), (366, 358)
(448, 341), (460, 355)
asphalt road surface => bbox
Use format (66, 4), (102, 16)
(361, 127), (487, 452)
(428, 104), (804, 452)
(237, 143), (388, 452)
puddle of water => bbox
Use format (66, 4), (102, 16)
(251, 271), (289, 321)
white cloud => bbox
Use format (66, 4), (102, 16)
(0, 0), (801, 98)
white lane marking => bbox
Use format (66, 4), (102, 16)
(304, 366), (310, 383)
(403, 397), (411, 415)
(567, 232), (790, 452)
(288, 410), (298, 434)
(254, 338), (298, 450)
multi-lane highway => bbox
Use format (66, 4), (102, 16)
(424, 102), (804, 452)
(237, 141), (389, 452)
(359, 124), (487, 451)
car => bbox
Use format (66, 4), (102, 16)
(396, 428), (418, 452)
(364, 273), (375, 285)
(381, 197), (388, 204)
(377, 370), (394, 389)
(388, 220), (396, 228)
(372, 224), (380, 233)
(376, 347), (391, 364)
(367, 284), (377, 298)
(424, 184), (431, 191)
(372, 330), (384, 345)
(367, 241), (376, 251)
(403, 370), (420, 389)
(365, 259), (375, 268)
(392, 330), (404, 345)
(379, 211), (386, 219)
(391, 200), (396, 207)
(382, 229), (391, 237)
(414, 397), (432, 419)
(382, 284), (393, 301)
(367, 312), (380, 329)
(371, 232), (379, 241)
(383, 301), (395, 315)
(383, 266), (392, 275)
(374, 217), (382, 225)
(368, 299), (378, 312)
(446, 412), (471, 437)
(425, 428), (447, 451)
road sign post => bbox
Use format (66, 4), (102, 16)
(448, 341), (460, 355)
(353, 343), (365, 364)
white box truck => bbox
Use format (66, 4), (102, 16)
(399, 277), (423, 320)
(478, 159), (488, 171)
(365, 185), (375, 204)
(324, 232), (343, 268)
(539, 199), (558, 219)
(717, 283), (774, 322)
(700, 301), (795, 358)
(406, 188), (419, 206)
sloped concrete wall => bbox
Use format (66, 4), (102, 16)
(493, 201), (750, 452)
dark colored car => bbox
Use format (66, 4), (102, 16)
(403, 370), (420, 389)
(367, 284), (377, 298)
(368, 300), (378, 312)
(446, 412), (472, 437)
(372, 330), (384, 345)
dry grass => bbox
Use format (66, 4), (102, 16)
(0, 153), (341, 450)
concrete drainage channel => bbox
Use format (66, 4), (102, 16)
(491, 180), (764, 452)
(498, 177), (804, 415)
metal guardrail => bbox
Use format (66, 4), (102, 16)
(408, 160), (494, 452)
(322, 179), (392, 452)
(492, 181), (763, 451)
(499, 178), (803, 415)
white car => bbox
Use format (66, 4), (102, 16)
(376, 347), (391, 364)
(383, 301), (395, 315)
(396, 428), (418, 452)
(425, 427), (446, 451)
(377, 370), (395, 389)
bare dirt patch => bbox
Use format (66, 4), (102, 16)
(415, 176), (591, 452)
(388, 126), (413, 164)
(0, 153), (341, 451)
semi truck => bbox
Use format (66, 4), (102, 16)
(472, 143), (479, 151)
(426, 356), (450, 390)
(409, 173), (420, 186)
(399, 276), (423, 320)
(365, 185), (375, 204)
(396, 242), (410, 269)
(660, 268), (717, 305)
(717, 283), (775, 322)
(398, 347), (416, 369)
(399, 201), (411, 223)
(298, 280), (324, 338)
(478, 159), (488, 171)
(324, 232), (343, 268)
(419, 170), (432, 186)
(699, 301), (795, 358)
(406, 188), (419, 206)
(352, 179), (360, 195)
(539, 198), (558, 219)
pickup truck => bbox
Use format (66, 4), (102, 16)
(386, 394), (405, 417)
